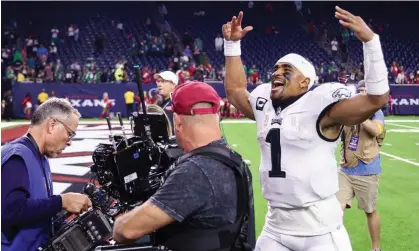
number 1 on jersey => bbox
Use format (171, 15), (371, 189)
(266, 128), (286, 178)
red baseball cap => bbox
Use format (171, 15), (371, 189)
(171, 81), (220, 115)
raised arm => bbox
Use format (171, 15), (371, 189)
(222, 11), (255, 120)
(321, 6), (389, 128)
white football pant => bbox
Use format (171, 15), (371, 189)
(254, 225), (352, 251)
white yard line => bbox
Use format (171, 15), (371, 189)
(380, 151), (419, 167)
(383, 119), (419, 123)
(221, 120), (255, 124)
(1, 121), (132, 128)
(1, 121), (29, 128)
(387, 129), (419, 133)
(386, 123), (419, 129)
(1, 118), (418, 128)
(53, 183), (72, 195)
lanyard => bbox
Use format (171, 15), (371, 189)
(162, 99), (171, 110)
(350, 124), (362, 136)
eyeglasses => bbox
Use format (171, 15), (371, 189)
(52, 117), (76, 140)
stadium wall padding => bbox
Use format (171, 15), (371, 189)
(12, 82), (419, 118)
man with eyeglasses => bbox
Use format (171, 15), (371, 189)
(1, 98), (92, 251)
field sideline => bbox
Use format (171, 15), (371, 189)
(1, 116), (418, 250)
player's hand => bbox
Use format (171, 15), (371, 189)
(60, 193), (92, 214)
(335, 6), (374, 43)
(222, 11), (253, 41)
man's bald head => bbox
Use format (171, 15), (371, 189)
(180, 102), (220, 127)
(170, 81), (223, 152)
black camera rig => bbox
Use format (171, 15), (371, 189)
(38, 67), (182, 251)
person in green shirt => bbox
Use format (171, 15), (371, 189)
(13, 50), (23, 64)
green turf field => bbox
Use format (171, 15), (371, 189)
(221, 118), (419, 251)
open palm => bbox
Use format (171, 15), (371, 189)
(335, 6), (374, 43)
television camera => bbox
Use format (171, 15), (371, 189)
(38, 67), (183, 251)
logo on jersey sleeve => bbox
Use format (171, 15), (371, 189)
(256, 97), (268, 111)
(332, 88), (352, 100)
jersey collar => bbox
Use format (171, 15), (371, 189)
(272, 91), (308, 113)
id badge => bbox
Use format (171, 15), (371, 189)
(348, 135), (359, 151)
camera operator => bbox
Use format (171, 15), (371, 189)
(113, 81), (255, 251)
(1, 98), (92, 251)
(155, 70), (178, 129)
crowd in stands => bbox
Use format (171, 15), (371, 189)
(0, 33), (349, 86)
(2, 3), (419, 88)
(389, 61), (419, 84)
(2, 2), (418, 122)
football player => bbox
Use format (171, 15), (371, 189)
(222, 6), (389, 251)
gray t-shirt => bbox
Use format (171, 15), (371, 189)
(149, 139), (237, 228)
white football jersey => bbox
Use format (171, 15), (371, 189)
(249, 83), (353, 235)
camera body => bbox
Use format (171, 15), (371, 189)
(91, 137), (161, 206)
(91, 112), (181, 208)
(38, 209), (113, 251)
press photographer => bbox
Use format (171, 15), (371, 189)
(1, 98), (92, 251)
(112, 81), (255, 251)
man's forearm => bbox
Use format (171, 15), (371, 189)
(325, 35), (389, 126)
(113, 213), (138, 244)
(362, 119), (383, 137)
(225, 56), (254, 119)
(363, 34), (389, 103)
(225, 56), (248, 100)
(112, 201), (175, 244)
